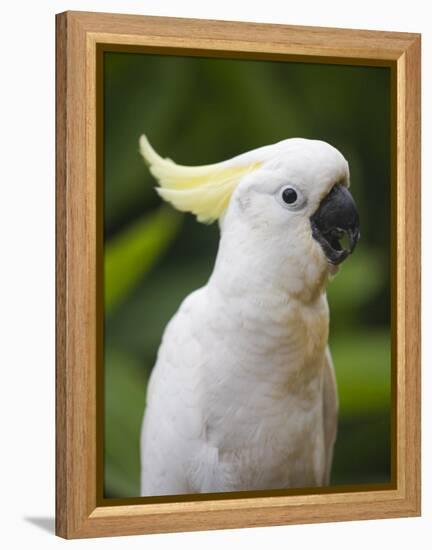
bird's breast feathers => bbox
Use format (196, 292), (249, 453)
(142, 286), (330, 491)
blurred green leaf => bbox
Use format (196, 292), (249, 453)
(331, 330), (391, 415)
(104, 56), (196, 230)
(332, 412), (391, 485)
(327, 248), (384, 326)
(105, 206), (182, 313)
(104, 348), (149, 497)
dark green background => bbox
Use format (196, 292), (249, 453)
(103, 52), (392, 498)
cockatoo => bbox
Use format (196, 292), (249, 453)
(139, 135), (359, 496)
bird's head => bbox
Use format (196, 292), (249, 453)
(140, 135), (360, 299)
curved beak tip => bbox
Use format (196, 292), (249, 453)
(310, 184), (360, 265)
(348, 227), (360, 254)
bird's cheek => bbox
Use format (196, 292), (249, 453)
(304, 258), (323, 284)
(303, 236), (332, 289)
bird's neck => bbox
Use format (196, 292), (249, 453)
(203, 220), (331, 410)
(209, 222), (331, 305)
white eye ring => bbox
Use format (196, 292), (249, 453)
(276, 185), (306, 210)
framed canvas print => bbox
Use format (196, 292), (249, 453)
(55, 11), (421, 539)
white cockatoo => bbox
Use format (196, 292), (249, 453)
(139, 135), (359, 496)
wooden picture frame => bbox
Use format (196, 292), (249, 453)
(55, 10), (421, 539)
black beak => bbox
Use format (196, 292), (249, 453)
(310, 184), (360, 265)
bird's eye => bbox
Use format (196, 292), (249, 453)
(281, 187), (298, 205)
(277, 185), (305, 210)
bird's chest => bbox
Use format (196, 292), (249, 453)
(202, 295), (329, 402)
(191, 398), (325, 492)
(198, 296), (329, 466)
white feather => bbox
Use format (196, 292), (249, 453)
(140, 137), (348, 495)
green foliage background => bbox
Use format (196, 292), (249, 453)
(104, 52), (392, 498)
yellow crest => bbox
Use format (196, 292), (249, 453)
(139, 135), (261, 223)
